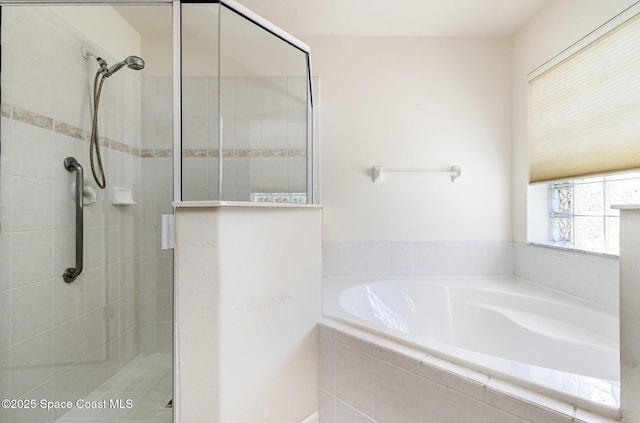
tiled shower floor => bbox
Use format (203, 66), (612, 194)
(55, 353), (173, 423)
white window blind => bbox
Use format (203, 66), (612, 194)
(529, 11), (640, 184)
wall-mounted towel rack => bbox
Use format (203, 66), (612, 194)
(372, 165), (461, 183)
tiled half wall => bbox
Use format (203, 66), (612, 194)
(318, 321), (617, 423)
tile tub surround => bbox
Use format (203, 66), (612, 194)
(513, 243), (619, 309)
(318, 321), (619, 423)
(322, 241), (619, 309)
(321, 242), (514, 279)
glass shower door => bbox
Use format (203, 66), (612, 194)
(0, 4), (174, 423)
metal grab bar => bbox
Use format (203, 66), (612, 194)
(63, 157), (84, 283)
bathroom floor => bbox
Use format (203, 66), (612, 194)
(55, 353), (173, 423)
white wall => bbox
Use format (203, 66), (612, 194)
(175, 205), (321, 423)
(303, 36), (512, 242)
(511, 0), (638, 243)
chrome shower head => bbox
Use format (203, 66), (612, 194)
(124, 56), (145, 71)
(99, 55), (145, 77)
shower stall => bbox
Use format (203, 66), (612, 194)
(0, 1), (316, 422)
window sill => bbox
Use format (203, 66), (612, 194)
(527, 241), (619, 259)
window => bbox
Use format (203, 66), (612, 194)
(528, 10), (640, 184)
(528, 7), (640, 254)
(547, 172), (640, 254)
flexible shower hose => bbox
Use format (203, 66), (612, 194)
(90, 70), (107, 189)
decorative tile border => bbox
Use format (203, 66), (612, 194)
(2, 103), (142, 157)
(13, 106), (53, 130)
(54, 121), (85, 141)
(1, 103), (309, 161)
(150, 148), (308, 159)
(1, 103), (11, 118)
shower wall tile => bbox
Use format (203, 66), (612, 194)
(261, 117), (287, 150)
(156, 256), (174, 290)
(10, 176), (52, 231)
(52, 181), (76, 230)
(0, 233), (10, 291)
(183, 77), (209, 117)
(10, 230), (52, 288)
(84, 309), (106, 355)
(1, 7), (148, 413)
(183, 116), (209, 150)
(8, 120), (54, 180)
(161, 75), (312, 202)
(84, 266), (107, 313)
(52, 316), (85, 366)
(52, 132), (81, 183)
(0, 348), (10, 422)
(0, 292), (10, 350)
(235, 77), (261, 116)
(155, 117), (173, 150)
(52, 274), (84, 327)
(156, 323), (173, 352)
(287, 77), (308, 117)
(287, 117), (307, 149)
(84, 227), (108, 270)
(261, 157), (288, 191)
(261, 77), (288, 115)
(10, 280), (52, 343)
(0, 177), (10, 232)
(183, 157), (210, 191)
(40, 362), (85, 419)
(52, 229), (74, 281)
(10, 330), (53, 398)
(140, 76), (174, 353)
(156, 290), (173, 323)
(152, 78), (173, 118)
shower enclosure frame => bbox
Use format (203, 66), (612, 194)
(178, 0), (316, 205)
(0, 1), (315, 421)
(0, 0), (317, 202)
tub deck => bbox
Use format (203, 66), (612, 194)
(322, 276), (620, 418)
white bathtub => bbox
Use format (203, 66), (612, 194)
(322, 276), (620, 417)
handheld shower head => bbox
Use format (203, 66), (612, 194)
(124, 56), (145, 71)
(101, 55), (146, 77)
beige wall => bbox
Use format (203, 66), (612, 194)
(511, 0), (638, 243)
(304, 36), (512, 242)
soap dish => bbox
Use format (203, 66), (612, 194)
(112, 187), (137, 205)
